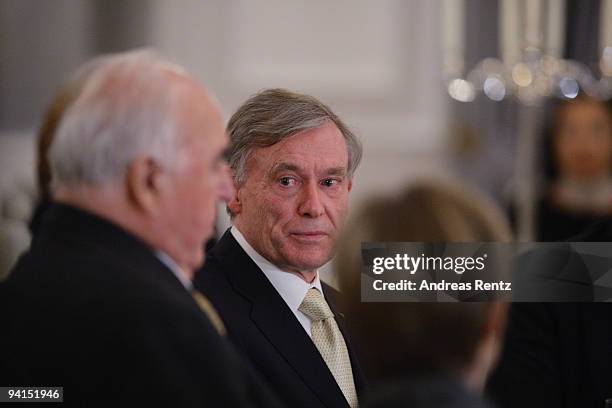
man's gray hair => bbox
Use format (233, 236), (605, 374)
(227, 88), (362, 186)
(49, 49), (191, 191)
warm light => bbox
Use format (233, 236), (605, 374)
(512, 63), (533, 87)
(448, 79), (476, 102)
(600, 46), (612, 76)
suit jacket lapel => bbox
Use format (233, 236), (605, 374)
(212, 231), (349, 407)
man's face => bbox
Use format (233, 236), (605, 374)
(158, 82), (231, 273)
(232, 121), (352, 274)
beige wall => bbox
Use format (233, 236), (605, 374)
(146, 0), (450, 224)
(0, 1), (452, 281)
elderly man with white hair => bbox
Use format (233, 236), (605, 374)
(0, 50), (281, 407)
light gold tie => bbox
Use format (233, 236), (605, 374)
(298, 288), (358, 408)
(192, 290), (227, 337)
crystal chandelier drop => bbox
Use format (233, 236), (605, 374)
(443, 0), (612, 106)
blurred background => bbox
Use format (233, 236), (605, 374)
(1, 0), (610, 279)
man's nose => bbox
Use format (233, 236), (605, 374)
(297, 181), (324, 218)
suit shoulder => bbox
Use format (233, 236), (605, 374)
(194, 253), (230, 289)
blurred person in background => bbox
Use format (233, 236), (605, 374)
(536, 95), (612, 241)
(335, 179), (511, 408)
(195, 88), (366, 408)
(490, 104), (612, 408)
(29, 60), (102, 237)
(0, 49), (280, 407)
(490, 102), (612, 406)
(0, 62), (100, 281)
(488, 222), (612, 407)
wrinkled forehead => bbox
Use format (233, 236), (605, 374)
(249, 124), (349, 174)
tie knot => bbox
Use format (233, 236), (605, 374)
(299, 288), (334, 322)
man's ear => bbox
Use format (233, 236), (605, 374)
(126, 157), (165, 215)
(227, 181), (242, 215)
(348, 179), (353, 192)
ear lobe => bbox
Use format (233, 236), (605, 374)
(227, 187), (242, 215)
(126, 157), (164, 214)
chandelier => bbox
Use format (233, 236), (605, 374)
(443, 0), (612, 106)
(441, 0), (612, 240)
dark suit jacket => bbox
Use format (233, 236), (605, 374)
(487, 219), (612, 408)
(0, 204), (280, 408)
(364, 376), (494, 408)
(195, 229), (366, 408)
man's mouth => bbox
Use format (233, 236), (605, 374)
(289, 231), (328, 242)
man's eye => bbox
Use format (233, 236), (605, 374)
(279, 177), (296, 187)
(322, 178), (339, 187)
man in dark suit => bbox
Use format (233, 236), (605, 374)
(0, 50), (279, 407)
(487, 221), (612, 407)
(195, 88), (366, 408)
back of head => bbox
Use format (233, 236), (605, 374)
(351, 181), (511, 243)
(49, 49), (189, 192)
(36, 59), (103, 197)
(46, 49), (227, 274)
(336, 179), (511, 384)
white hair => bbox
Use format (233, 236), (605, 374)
(49, 49), (192, 191)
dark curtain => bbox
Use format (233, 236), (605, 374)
(565, 0), (601, 65)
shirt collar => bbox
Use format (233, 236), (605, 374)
(155, 250), (193, 291)
(230, 226), (323, 312)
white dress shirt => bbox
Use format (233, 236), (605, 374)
(231, 226), (324, 338)
(156, 250), (193, 291)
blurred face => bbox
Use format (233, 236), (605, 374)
(554, 99), (612, 180)
(157, 82), (232, 273)
(232, 122), (352, 275)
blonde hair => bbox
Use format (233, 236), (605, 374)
(37, 58), (106, 196)
(335, 178), (512, 380)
